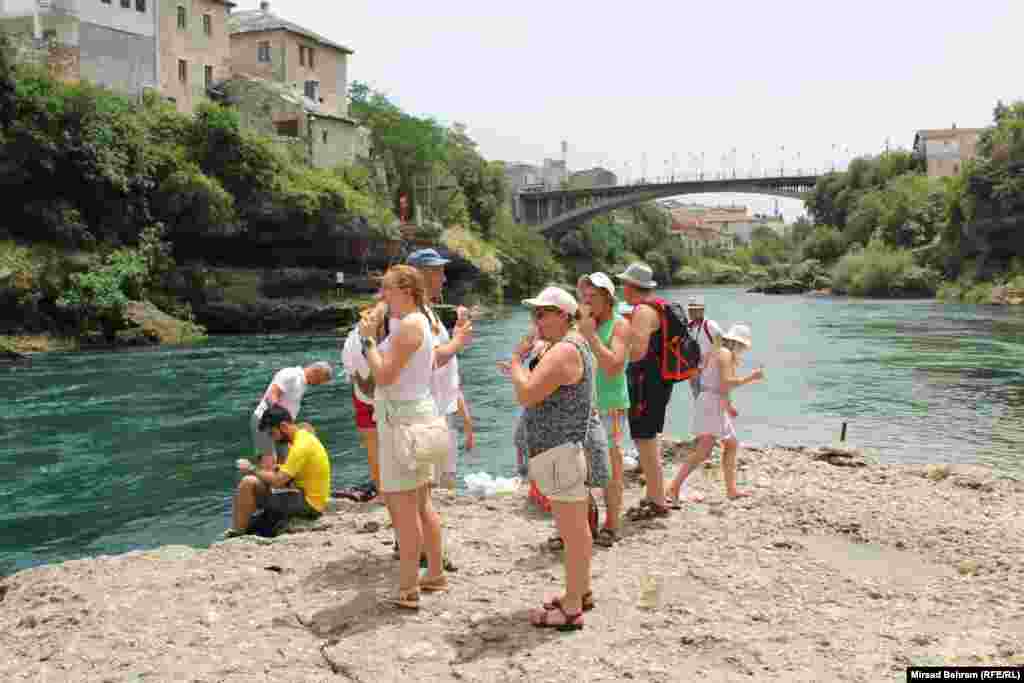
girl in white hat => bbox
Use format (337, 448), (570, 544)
(667, 323), (764, 502)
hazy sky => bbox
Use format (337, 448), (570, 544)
(255, 0), (1021, 218)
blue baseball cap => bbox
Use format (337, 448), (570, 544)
(406, 248), (450, 267)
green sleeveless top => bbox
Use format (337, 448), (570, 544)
(595, 314), (630, 411)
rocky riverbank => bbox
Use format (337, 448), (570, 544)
(1, 441), (1022, 682)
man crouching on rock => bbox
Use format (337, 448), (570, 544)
(225, 405), (331, 538)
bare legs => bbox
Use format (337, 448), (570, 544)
(535, 499), (592, 619)
(231, 475), (263, 531)
(384, 484), (444, 595)
(720, 438), (749, 498)
(604, 443), (624, 532)
(667, 435), (748, 500)
(358, 428), (380, 489)
(417, 484), (444, 580)
(635, 437), (665, 507)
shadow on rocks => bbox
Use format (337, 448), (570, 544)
(444, 608), (567, 665)
(297, 553), (400, 639)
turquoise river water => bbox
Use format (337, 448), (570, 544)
(2, 287), (1023, 576)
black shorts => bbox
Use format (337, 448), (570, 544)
(254, 485), (321, 520)
(627, 363), (674, 440)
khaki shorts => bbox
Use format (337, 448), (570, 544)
(528, 443), (587, 503)
(377, 399), (436, 494)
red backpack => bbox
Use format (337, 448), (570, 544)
(636, 298), (702, 383)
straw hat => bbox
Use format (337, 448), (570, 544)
(722, 323), (752, 348)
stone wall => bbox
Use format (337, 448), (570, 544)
(309, 116), (367, 169)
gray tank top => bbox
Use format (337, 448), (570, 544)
(521, 334), (594, 456)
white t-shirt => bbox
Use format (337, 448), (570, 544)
(255, 366), (307, 420)
(341, 327), (373, 404)
(689, 317), (722, 360)
(429, 312), (461, 415)
(377, 313), (434, 402)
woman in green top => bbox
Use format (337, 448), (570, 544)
(578, 272), (631, 547)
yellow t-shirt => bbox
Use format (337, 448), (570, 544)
(280, 430), (331, 513)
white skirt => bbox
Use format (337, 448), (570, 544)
(691, 391), (737, 441)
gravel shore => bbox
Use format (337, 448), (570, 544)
(2, 440), (1022, 682)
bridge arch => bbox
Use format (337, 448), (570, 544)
(517, 176), (817, 240)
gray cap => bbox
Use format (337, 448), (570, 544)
(616, 262), (658, 289)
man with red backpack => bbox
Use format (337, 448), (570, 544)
(616, 263), (701, 520)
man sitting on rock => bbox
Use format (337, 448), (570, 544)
(226, 405), (331, 538)
(251, 362), (333, 471)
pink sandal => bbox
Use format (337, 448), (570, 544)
(530, 605), (584, 631)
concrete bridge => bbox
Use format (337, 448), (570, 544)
(518, 174), (819, 240)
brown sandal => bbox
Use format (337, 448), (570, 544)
(419, 574), (449, 593)
(543, 591), (595, 612)
(383, 588), (420, 610)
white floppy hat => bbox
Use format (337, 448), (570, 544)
(585, 272), (616, 299)
(522, 286), (578, 316)
(616, 262), (658, 289)
(722, 323), (752, 348)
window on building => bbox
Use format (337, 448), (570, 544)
(204, 65), (213, 89)
(42, 28), (57, 40)
(101, 0), (111, 4)
(274, 120), (299, 138)
(176, 6), (186, 29)
(299, 46), (306, 66)
(953, 163), (959, 174)
(322, 130), (328, 144)
(178, 59), (187, 84)
(135, 0), (145, 11)
(308, 48), (315, 68)
(257, 41), (271, 62)
(120, 0), (130, 8)
(202, 14), (211, 35)
(304, 80), (319, 100)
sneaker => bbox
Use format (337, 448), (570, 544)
(222, 528), (248, 539)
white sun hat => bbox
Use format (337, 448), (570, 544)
(721, 323), (752, 348)
(585, 272), (616, 299)
(522, 286), (578, 316)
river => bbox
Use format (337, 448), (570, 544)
(2, 287), (1023, 576)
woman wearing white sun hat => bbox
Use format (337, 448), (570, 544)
(667, 322), (764, 502)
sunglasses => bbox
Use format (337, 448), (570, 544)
(532, 306), (561, 319)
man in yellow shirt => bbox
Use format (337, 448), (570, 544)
(226, 405), (331, 537)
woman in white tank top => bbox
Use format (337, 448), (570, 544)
(358, 265), (448, 610)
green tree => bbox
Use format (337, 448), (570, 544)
(348, 81), (448, 219)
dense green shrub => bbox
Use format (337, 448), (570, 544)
(831, 243), (938, 297)
(491, 211), (563, 298)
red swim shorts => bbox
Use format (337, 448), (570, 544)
(352, 390), (376, 429)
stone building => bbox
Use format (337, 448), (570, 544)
(213, 73), (368, 168)
(913, 126), (983, 178)
(228, 1), (351, 118)
(159, 0), (234, 113)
